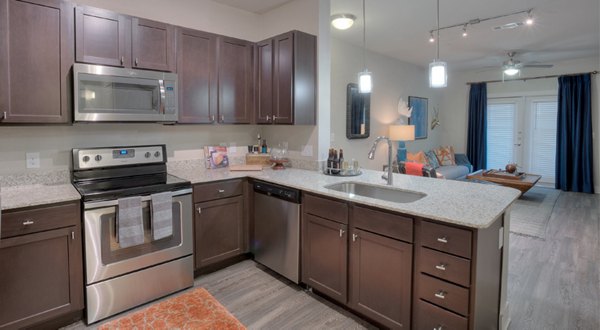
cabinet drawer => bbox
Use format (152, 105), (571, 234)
(303, 193), (348, 224)
(1, 203), (80, 239)
(193, 179), (243, 203)
(419, 247), (471, 287)
(415, 299), (468, 330)
(352, 205), (413, 242)
(420, 220), (472, 258)
(417, 273), (469, 316)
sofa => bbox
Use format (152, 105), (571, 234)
(399, 147), (473, 180)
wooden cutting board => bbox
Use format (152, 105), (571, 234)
(229, 164), (264, 171)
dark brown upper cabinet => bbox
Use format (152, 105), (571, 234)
(75, 5), (175, 72)
(255, 31), (316, 125)
(217, 36), (254, 124)
(0, 0), (74, 124)
(176, 27), (218, 124)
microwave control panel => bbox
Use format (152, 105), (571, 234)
(164, 81), (176, 114)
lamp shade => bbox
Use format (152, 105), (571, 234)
(389, 125), (415, 141)
(429, 60), (447, 88)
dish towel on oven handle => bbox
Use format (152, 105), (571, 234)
(151, 191), (173, 240)
(117, 196), (144, 248)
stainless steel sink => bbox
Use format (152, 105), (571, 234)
(324, 182), (426, 203)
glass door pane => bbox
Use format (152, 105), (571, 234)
(487, 100), (518, 170)
(526, 98), (558, 184)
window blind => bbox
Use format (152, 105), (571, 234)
(487, 102), (515, 170)
(530, 101), (558, 183)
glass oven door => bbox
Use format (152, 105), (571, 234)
(83, 192), (193, 285)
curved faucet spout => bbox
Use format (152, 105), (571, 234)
(367, 136), (394, 185)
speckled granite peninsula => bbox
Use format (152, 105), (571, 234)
(168, 161), (520, 229)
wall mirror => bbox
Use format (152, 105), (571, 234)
(346, 83), (370, 139)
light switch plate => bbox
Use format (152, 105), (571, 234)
(26, 152), (40, 169)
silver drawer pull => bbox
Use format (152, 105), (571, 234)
(434, 291), (446, 299)
(339, 229), (345, 237)
(197, 207), (202, 214)
(434, 326), (445, 330)
(352, 233), (359, 242)
(218, 189), (225, 193)
(1, 111), (6, 120)
(22, 220), (35, 226)
(120, 56), (124, 65)
(435, 263), (447, 271)
(437, 236), (448, 244)
(135, 58), (139, 66)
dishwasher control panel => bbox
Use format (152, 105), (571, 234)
(253, 181), (300, 203)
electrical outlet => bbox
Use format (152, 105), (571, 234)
(301, 145), (313, 157)
(26, 152), (40, 169)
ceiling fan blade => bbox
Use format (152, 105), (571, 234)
(523, 64), (554, 68)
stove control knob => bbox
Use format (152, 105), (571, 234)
(154, 151), (161, 158)
(82, 156), (90, 163)
(95, 155), (102, 162)
(145, 152), (151, 158)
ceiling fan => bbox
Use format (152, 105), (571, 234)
(502, 52), (553, 77)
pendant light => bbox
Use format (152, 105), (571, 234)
(429, 0), (447, 88)
(358, 0), (372, 93)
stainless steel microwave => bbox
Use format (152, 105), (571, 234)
(73, 64), (178, 122)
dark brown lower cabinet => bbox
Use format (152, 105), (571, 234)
(0, 207), (83, 329)
(349, 229), (412, 329)
(194, 195), (244, 269)
(301, 213), (348, 304)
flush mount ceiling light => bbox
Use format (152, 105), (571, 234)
(358, 0), (371, 93)
(427, 7), (534, 41)
(331, 13), (356, 30)
(429, 0), (447, 88)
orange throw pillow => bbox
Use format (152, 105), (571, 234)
(405, 162), (424, 176)
(434, 146), (456, 166)
(406, 151), (427, 164)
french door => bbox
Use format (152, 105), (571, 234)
(487, 96), (558, 184)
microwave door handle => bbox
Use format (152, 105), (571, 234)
(158, 79), (166, 114)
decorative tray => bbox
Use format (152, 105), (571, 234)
(323, 168), (363, 177)
(483, 169), (525, 180)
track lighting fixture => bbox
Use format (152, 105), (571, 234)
(525, 10), (534, 25)
(462, 24), (468, 37)
(429, 32), (435, 43)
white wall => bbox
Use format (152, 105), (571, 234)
(440, 56), (600, 190)
(330, 38), (443, 171)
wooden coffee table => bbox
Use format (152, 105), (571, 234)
(467, 170), (542, 194)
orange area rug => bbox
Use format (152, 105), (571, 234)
(99, 288), (246, 329)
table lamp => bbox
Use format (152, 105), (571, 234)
(389, 124), (415, 162)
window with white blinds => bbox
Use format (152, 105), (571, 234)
(487, 102), (516, 170)
(529, 101), (558, 183)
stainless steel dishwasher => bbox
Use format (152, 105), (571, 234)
(252, 181), (301, 283)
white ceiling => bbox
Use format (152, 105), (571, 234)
(213, 0), (294, 14)
(331, 0), (600, 72)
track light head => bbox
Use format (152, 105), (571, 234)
(429, 32), (435, 43)
(525, 10), (534, 25)
(462, 24), (468, 37)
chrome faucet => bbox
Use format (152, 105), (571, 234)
(368, 136), (394, 185)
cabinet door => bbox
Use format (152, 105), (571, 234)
(255, 38), (273, 124)
(75, 5), (129, 67)
(0, 0), (73, 123)
(302, 214), (348, 304)
(349, 229), (413, 329)
(194, 196), (244, 269)
(217, 36), (253, 124)
(132, 17), (175, 72)
(0, 226), (83, 329)
(273, 32), (294, 124)
(177, 28), (217, 123)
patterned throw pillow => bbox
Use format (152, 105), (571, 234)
(406, 151), (427, 164)
(434, 146), (456, 166)
(425, 150), (440, 169)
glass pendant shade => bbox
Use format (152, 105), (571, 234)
(358, 70), (372, 93)
(503, 67), (520, 76)
(429, 61), (447, 88)
(331, 14), (356, 30)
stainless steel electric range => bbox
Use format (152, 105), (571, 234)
(71, 145), (193, 324)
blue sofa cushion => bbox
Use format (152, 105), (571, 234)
(436, 165), (470, 180)
(454, 153), (473, 173)
(424, 150), (440, 169)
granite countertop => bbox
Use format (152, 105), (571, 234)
(1, 183), (81, 211)
(168, 161), (521, 229)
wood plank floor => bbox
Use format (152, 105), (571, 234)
(64, 190), (599, 329)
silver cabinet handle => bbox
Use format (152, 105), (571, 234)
(135, 58), (139, 66)
(22, 219), (35, 226)
(352, 233), (359, 242)
(339, 229), (345, 237)
(434, 326), (445, 330)
(120, 56), (124, 65)
(71, 231), (75, 240)
(1, 111), (6, 121)
(211, 115), (215, 123)
(266, 115), (270, 122)
(218, 189), (225, 193)
(197, 207), (202, 214)
(272, 115), (278, 122)
(435, 264), (447, 271)
(437, 237), (448, 244)
(220, 115), (225, 123)
(434, 291), (446, 299)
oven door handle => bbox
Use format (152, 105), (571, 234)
(158, 79), (166, 114)
(84, 188), (192, 210)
